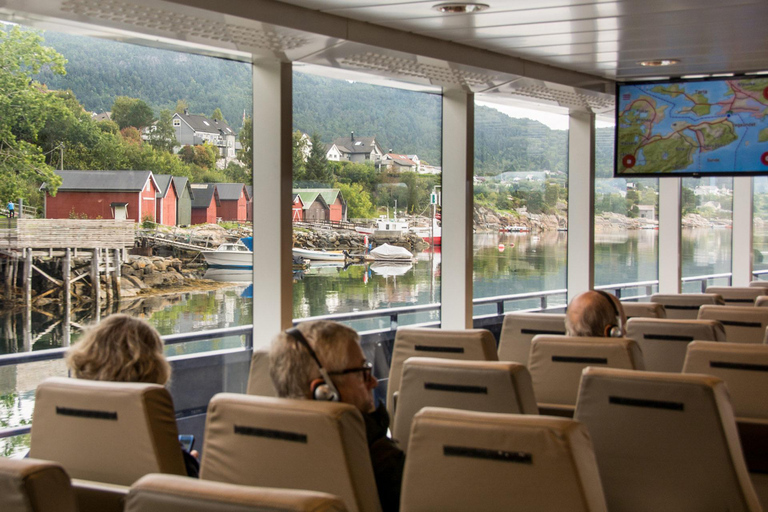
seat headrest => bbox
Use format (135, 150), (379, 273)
(497, 313), (567, 365)
(126, 473), (348, 512)
(0, 457), (77, 512)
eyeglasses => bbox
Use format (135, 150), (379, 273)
(329, 361), (373, 382)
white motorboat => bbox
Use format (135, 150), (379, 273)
(370, 243), (414, 261)
(292, 247), (347, 262)
(201, 239), (253, 268)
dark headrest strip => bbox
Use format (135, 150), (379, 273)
(720, 320), (763, 328)
(643, 334), (694, 342)
(609, 396), (684, 411)
(234, 425), (307, 443)
(415, 345), (464, 353)
(521, 328), (566, 335)
(663, 305), (701, 310)
(711, 361), (768, 372)
(444, 445), (532, 464)
(724, 299), (757, 303)
(56, 406), (117, 420)
(425, 382), (488, 394)
(552, 356), (608, 364)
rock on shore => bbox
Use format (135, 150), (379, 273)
(120, 255), (205, 298)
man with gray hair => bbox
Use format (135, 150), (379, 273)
(565, 290), (627, 338)
(269, 320), (404, 512)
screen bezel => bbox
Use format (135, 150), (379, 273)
(614, 74), (768, 178)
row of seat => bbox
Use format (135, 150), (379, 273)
(13, 366), (765, 512)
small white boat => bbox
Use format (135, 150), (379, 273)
(410, 217), (441, 246)
(201, 240), (253, 268)
(370, 243), (414, 261)
(292, 247), (347, 262)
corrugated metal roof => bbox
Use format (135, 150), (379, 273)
(190, 184), (216, 208)
(54, 170), (154, 192)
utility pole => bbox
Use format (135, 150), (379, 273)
(60, 144), (64, 170)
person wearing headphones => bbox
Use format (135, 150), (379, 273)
(565, 290), (627, 338)
(269, 320), (404, 512)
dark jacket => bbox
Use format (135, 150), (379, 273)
(364, 404), (405, 512)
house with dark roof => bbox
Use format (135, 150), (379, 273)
(172, 177), (194, 227)
(43, 170), (158, 222)
(190, 184), (219, 225)
(154, 175), (178, 226)
(329, 133), (384, 165)
(294, 188), (346, 222)
(214, 183), (250, 222)
(172, 110), (237, 160)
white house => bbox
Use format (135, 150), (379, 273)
(171, 110), (237, 161)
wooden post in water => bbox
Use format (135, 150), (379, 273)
(112, 249), (121, 302)
(104, 249), (113, 307)
(10, 254), (18, 299)
(63, 248), (71, 347)
(23, 248), (31, 307)
(91, 248), (100, 309)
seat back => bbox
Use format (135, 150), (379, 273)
(683, 341), (768, 420)
(391, 357), (538, 451)
(126, 474), (348, 512)
(750, 281), (768, 288)
(626, 318), (726, 372)
(29, 378), (186, 486)
(621, 302), (666, 319)
(755, 296), (768, 307)
(200, 394), (380, 512)
(698, 305), (768, 343)
(528, 336), (643, 415)
(246, 349), (277, 396)
(706, 286), (767, 306)
(650, 293), (724, 319)
(575, 367), (761, 512)
(387, 328), (497, 418)
(400, 408), (607, 512)
(497, 312), (566, 365)
(0, 457), (77, 512)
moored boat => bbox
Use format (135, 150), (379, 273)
(370, 243), (414, 261)
(292, 247), (347, 262)
(201, 238), (253, 268)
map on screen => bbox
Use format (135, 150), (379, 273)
(616, 77), (768, 176)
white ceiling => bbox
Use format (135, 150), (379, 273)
(276, 0), (768, 80)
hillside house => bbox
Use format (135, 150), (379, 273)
(43, 170), (158, 222)
(190, 184), (220, 225)
(294, 188), (346, 222)
(214, 183), (249, 222)
(172, 110), (237, 160)
(154, 175), (178, 226)
(325, 143), (343, 162)
(382, 153), (419, 173)
(173, 177), (194, 226)
(637, 205), (655, 221)
(330, 133), (383, 165)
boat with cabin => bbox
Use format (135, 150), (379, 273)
(201, 237), (253, 268)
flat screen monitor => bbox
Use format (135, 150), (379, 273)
(615, 75), (768, 177)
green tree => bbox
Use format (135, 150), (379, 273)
(0, 26), (67, 201)
(304, 132), (331, 184)
(174, 99), (189, 114)
(148, 109), (177, 153)
(682, 187), (699, 215)
(293, 130), (307, 181)
(335, 181), (374, 218)
(211, 107), (226, 123)
(111, 96), (154, 129)
(239, 116), (252, 171)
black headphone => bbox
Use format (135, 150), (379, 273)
(286, 327), (341, 402)
(594, 290), (624, 338)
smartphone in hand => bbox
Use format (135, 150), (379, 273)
(178, 434), (195, 452)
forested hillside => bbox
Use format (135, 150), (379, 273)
(34, 29), (605, 173)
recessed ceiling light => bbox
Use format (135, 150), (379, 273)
(638, 59), (680, 67)
(433, 2), (490, 13)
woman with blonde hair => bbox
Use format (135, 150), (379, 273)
(66, 314), (199, 476)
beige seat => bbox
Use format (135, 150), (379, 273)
(386, 327), (497, 418)
(750, 281), (768, 289)
(497, 312), (566, 365)
(621, 301), (666, 319)
(707, 286), (768, 306)
(391, 357), (538, 451)
(626, 318), (726, 372)
(0, 457), (77, 512)
(755, 296), (768, 307)
(29, 378), (186, 486)
(650, 293), (725, 319)
(575, 367), (761, 512)
(200, 394), (381, 512)
(126, 474), (348, 512)
(528, 335), (644, 417)
(698, 305), (768, 343)
(400, 408), (607, 512)
(246, 349), (277, 396)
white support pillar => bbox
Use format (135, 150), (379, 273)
(251, 60), (293, 348)
(567, 111), (595, 301)
(732, 176), (754, 285)
(440, 89), (474, 329)
(658, 178), (682, 293)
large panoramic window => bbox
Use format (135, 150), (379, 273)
(594, 120), (659, 298)
(472, 97), (569, 314)
(291, 65), (442, 331)
(681, 177), (734, 291)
